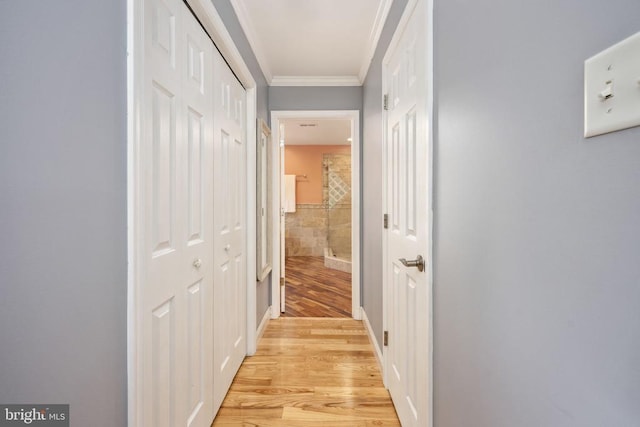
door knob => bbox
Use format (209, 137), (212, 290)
(399, 255), (425, 272)
(193, 258), (202, 269)
(224, 244), (231, 252)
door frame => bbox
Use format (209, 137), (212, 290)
(127, 0), (258, 425)
(270, 110), (361, 320)
(381, 0), (433, 423)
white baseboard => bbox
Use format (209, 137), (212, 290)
(256, 306), (271, 343)
(361, 307), (384, 374)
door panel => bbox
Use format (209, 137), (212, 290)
(187, 280), (203, 417)
(186, 109), (204, 243)
(151, 299), (174, 427)
(181, 10), (215, 426)
(150, 82), (176, 256)
(213, 46), (247, 414)
(384, 0), (431, 426)
(142, 0), (214, 425)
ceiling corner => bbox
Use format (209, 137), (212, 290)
(358, 0), (394, 83)
(229, 0), (273, 84)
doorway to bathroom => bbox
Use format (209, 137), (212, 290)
(270, 111), (361, 320)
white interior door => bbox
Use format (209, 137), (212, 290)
(212, 46), (247, 413)
(141, 0), (214, 425)
(384, 0), (432, 426)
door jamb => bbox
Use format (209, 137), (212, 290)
(270, 110), (361, 320)
(127, 0), (258, 425)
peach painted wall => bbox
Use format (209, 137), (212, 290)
(284, 145), (351, 204)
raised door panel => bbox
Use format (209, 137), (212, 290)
(151, 0), (176, 69)
(186, 108), (204, 244)
(151, 83), (177, 257)
(151, 299), (174, 427)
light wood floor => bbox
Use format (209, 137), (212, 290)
(212, 318), (399, 426)
(283, 256), (352, 318)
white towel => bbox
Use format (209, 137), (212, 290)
(284, 175), (296, 212)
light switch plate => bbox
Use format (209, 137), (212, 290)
(584, 32), (640, 138)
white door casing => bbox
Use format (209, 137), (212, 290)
(212, 46), (247, 413)
(273, 123), (287, 313)
(140, 0), (215, 425)
(383, 0), (433, 426)
(279, 133), (286, 313)
(269, 111), (361, 320)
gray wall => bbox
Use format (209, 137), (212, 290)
(0, 1), (128, 426)
(269, 86), (363, 113)
(361, 0), (409, 349)
(0, 1), (270, 425)
(212, 0), (271, 326)
(434, 0), (640, 425)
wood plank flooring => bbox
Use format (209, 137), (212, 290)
(212, 318), (400, 426)
(283, 256), (351, 318)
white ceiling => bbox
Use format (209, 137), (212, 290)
(229, 0), (393, 86)
(282, 118), (351, 145)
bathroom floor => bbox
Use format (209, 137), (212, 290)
(283, 256), (352, 317)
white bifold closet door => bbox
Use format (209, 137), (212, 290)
(141, 0), (247, 425)
(211, 20), (247, 415)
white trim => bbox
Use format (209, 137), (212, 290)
(270, 75), (362, 87)
(350, 115), (362, 321)
(127, 0), (258, 423)
(358, 0), (394, 83)
(426, 1), (435, 421)
(245, 87), (258, 356)
(361, 307), (384, 374)
(270, 123), (282, 319)
(126, 0), (143, 425)
(256, 306), (271, 343)
(270, 110), (361, 320)
(228, 0), (273, 84)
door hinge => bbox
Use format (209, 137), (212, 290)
(280, 277), (285, 288)
(383, 213), (389, 229)
(383, 94), (389, 111)
(383, 331), (389, 346)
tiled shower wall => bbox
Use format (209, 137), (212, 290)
(324, 154), (352, 259)
(285, 204), (327, 257)
(285, 153), (352, 258)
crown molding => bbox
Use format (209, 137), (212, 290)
(229, 0), (273, 84)
(358, 0), (394, 83)
(270, 75), (362, 87)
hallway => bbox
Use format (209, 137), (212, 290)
(212, 318), (399, 426)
